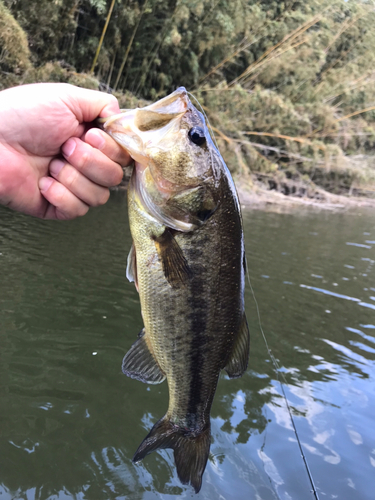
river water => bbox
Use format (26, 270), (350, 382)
(1, 193), (374, 500)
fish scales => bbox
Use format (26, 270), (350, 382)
(129, 172), (243, 428)
(102, 87), (249, 493)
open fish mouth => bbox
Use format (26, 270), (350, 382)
(101, 87), (190, 164)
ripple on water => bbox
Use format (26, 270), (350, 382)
(346, 327), (375, 344)
(299, 284), (360, 302)
(346, 242), (372, 249)
(2, 201), (375, 499)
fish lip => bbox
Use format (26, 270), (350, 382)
(101, 111), (133, 129)
(145, 86), (189, 113)
(100, 87), (191, 164)
(102, 86), (189, 130)
(102, 87), (190, 124)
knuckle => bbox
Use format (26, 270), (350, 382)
(98, 188), (110, 206)
(91, 188), (110, 207)
(59, 202), (88, 220)
(51, 184), (70, 210)
(50, 183), (89, 219)
(77, 203), (89, 217)
(107, 94), (118, 108)
(77, 151), (91, 172)
(113, 145), (130, 167)
(51, 184), (67, 207)
(112, 166), (124, 185)
(63, 166), (80, 189)
(56, 210), (73, 221)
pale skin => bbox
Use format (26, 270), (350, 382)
(0, 83), (131, 220)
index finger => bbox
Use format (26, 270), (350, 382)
(83, 128), (131, 167)
(63, 84), (121, 122)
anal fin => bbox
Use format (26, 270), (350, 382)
(122, 328), (166, 384)
(224, 314), (250, 378)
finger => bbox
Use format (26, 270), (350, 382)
(39, 176), (89, 220)
(84, 128), (131, 167)
(64, 85), (121, 122)
(49, 159), (110, 207)
(61, 137), (124, 187)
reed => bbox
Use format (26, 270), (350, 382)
(2, 0), (375, 198)
(90, 0), (116, 75)
(113, 0), (149, 92)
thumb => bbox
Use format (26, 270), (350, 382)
(64, 84), (121, 123)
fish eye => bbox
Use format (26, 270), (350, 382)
(188, 126), (206, 146)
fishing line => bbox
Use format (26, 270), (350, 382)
(189, 87), (319, 498)
(245, 265), (320, 500)
(187, 90), (218, 180)
(187, 91), (220, 150)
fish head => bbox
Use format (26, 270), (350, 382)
(102, 87), (222, 231)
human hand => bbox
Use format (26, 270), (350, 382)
(0, 83), (130, 219)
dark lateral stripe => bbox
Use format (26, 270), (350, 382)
(186, 274), (207, 424)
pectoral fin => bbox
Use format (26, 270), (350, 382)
(126, 243), (138, 291)
(224, 314), (250, 378)
(122, 328), (166, 384)
(153, 229), (192, 288)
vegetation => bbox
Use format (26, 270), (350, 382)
(2, 0), (375, 199)
(0, 1), (30, 88)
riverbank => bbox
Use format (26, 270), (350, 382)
(112, 167), (375, 213)
(235, 175), (375, 212)
(3, 1), (375, 215)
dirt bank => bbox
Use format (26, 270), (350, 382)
(236, 180), (375, 213)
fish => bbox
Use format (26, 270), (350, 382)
(101, 87), (249, 493)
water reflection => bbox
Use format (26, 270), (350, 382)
(1, 196), (375, 499)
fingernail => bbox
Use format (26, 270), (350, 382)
(88, 129), (105, 150)
(39, 177), (54, 192)
(62, 138), (76, 158)
(50, 159), (65, 176)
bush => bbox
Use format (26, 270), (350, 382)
(0, 0), (31, 89)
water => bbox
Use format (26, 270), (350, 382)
(1, 193), (375, 500)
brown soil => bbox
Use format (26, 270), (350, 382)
(236, 177), (375, 213)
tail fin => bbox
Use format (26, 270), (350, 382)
(133, 417), (211, 493)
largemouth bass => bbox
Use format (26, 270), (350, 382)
(102, 87), (249, 493)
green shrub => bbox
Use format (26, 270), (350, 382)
(0, 0), (30, 89)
